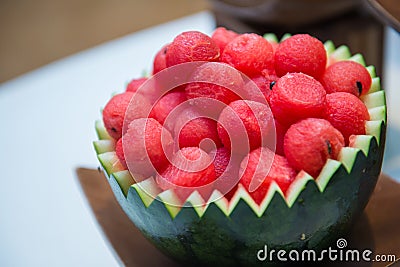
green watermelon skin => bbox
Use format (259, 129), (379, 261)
(94, 37), (387, 266)
(97, 122), (385, 267)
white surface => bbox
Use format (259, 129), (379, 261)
(382, 27), (400, 179)
(0, 11), (215, 267)
(0, 10), (399, 267)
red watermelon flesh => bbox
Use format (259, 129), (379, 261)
(284, 118), (345, 178)
(324, 92), (370, 144)
(166, 31), (220, 67)
(239, 147), (297, 204)
(274, 34), (327, 79)
(269, 72), (326, 126)
(321, 60), (372, 96)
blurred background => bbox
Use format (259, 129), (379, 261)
(2, 0), (395, 84)
(0, 0), (209, 83)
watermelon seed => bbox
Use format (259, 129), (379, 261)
(97, 166), (102, 172)
(326, 140), (332, 155)
(111, 127), (117, 133)
(356, 81), (362, 95)
(269, 81), (276, 90)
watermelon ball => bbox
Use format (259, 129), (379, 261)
(209, 147), (231, 178)
(244, 73), (278, 104)
(149, 91), (187, 127)
(165, 31), (220, 67)
(321, 60), (372, 96)
(152, 43), (169, 74)
(126, 77), (147, 93)
(103, 92), (134, 140)
(217, 100), (274, 155)
(123, 93), (152, 129)
(156, 146), (216, 201)
(248, 75), (272, 102)
(239, 147), (297, 204)
(284, 118), (345, 178)
(185, 62), (243, 115)
(174, 108), (222, 152)
(123, 118), (174, 178)
(274, 119), (288, 156)
(103, 92), (150, 140)
(274, 34), (327, 79)
(324, 92), (370, 144)
(269, 72), (326, 126)
(209, 147), (242, 199)
(115, 138), (127, 169)
(221, 33), (274, 76)
(211, 27), (238, 53)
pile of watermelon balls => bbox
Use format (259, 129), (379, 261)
(102, 28), (372, 204)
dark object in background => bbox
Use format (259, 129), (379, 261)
(365, 0), (400, 32)
(209, 0), (384, 77)
(209, 0), (362, 27)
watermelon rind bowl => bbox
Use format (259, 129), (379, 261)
(93, 35), (387, 267)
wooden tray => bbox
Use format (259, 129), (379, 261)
(76, 168), (400, 266)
